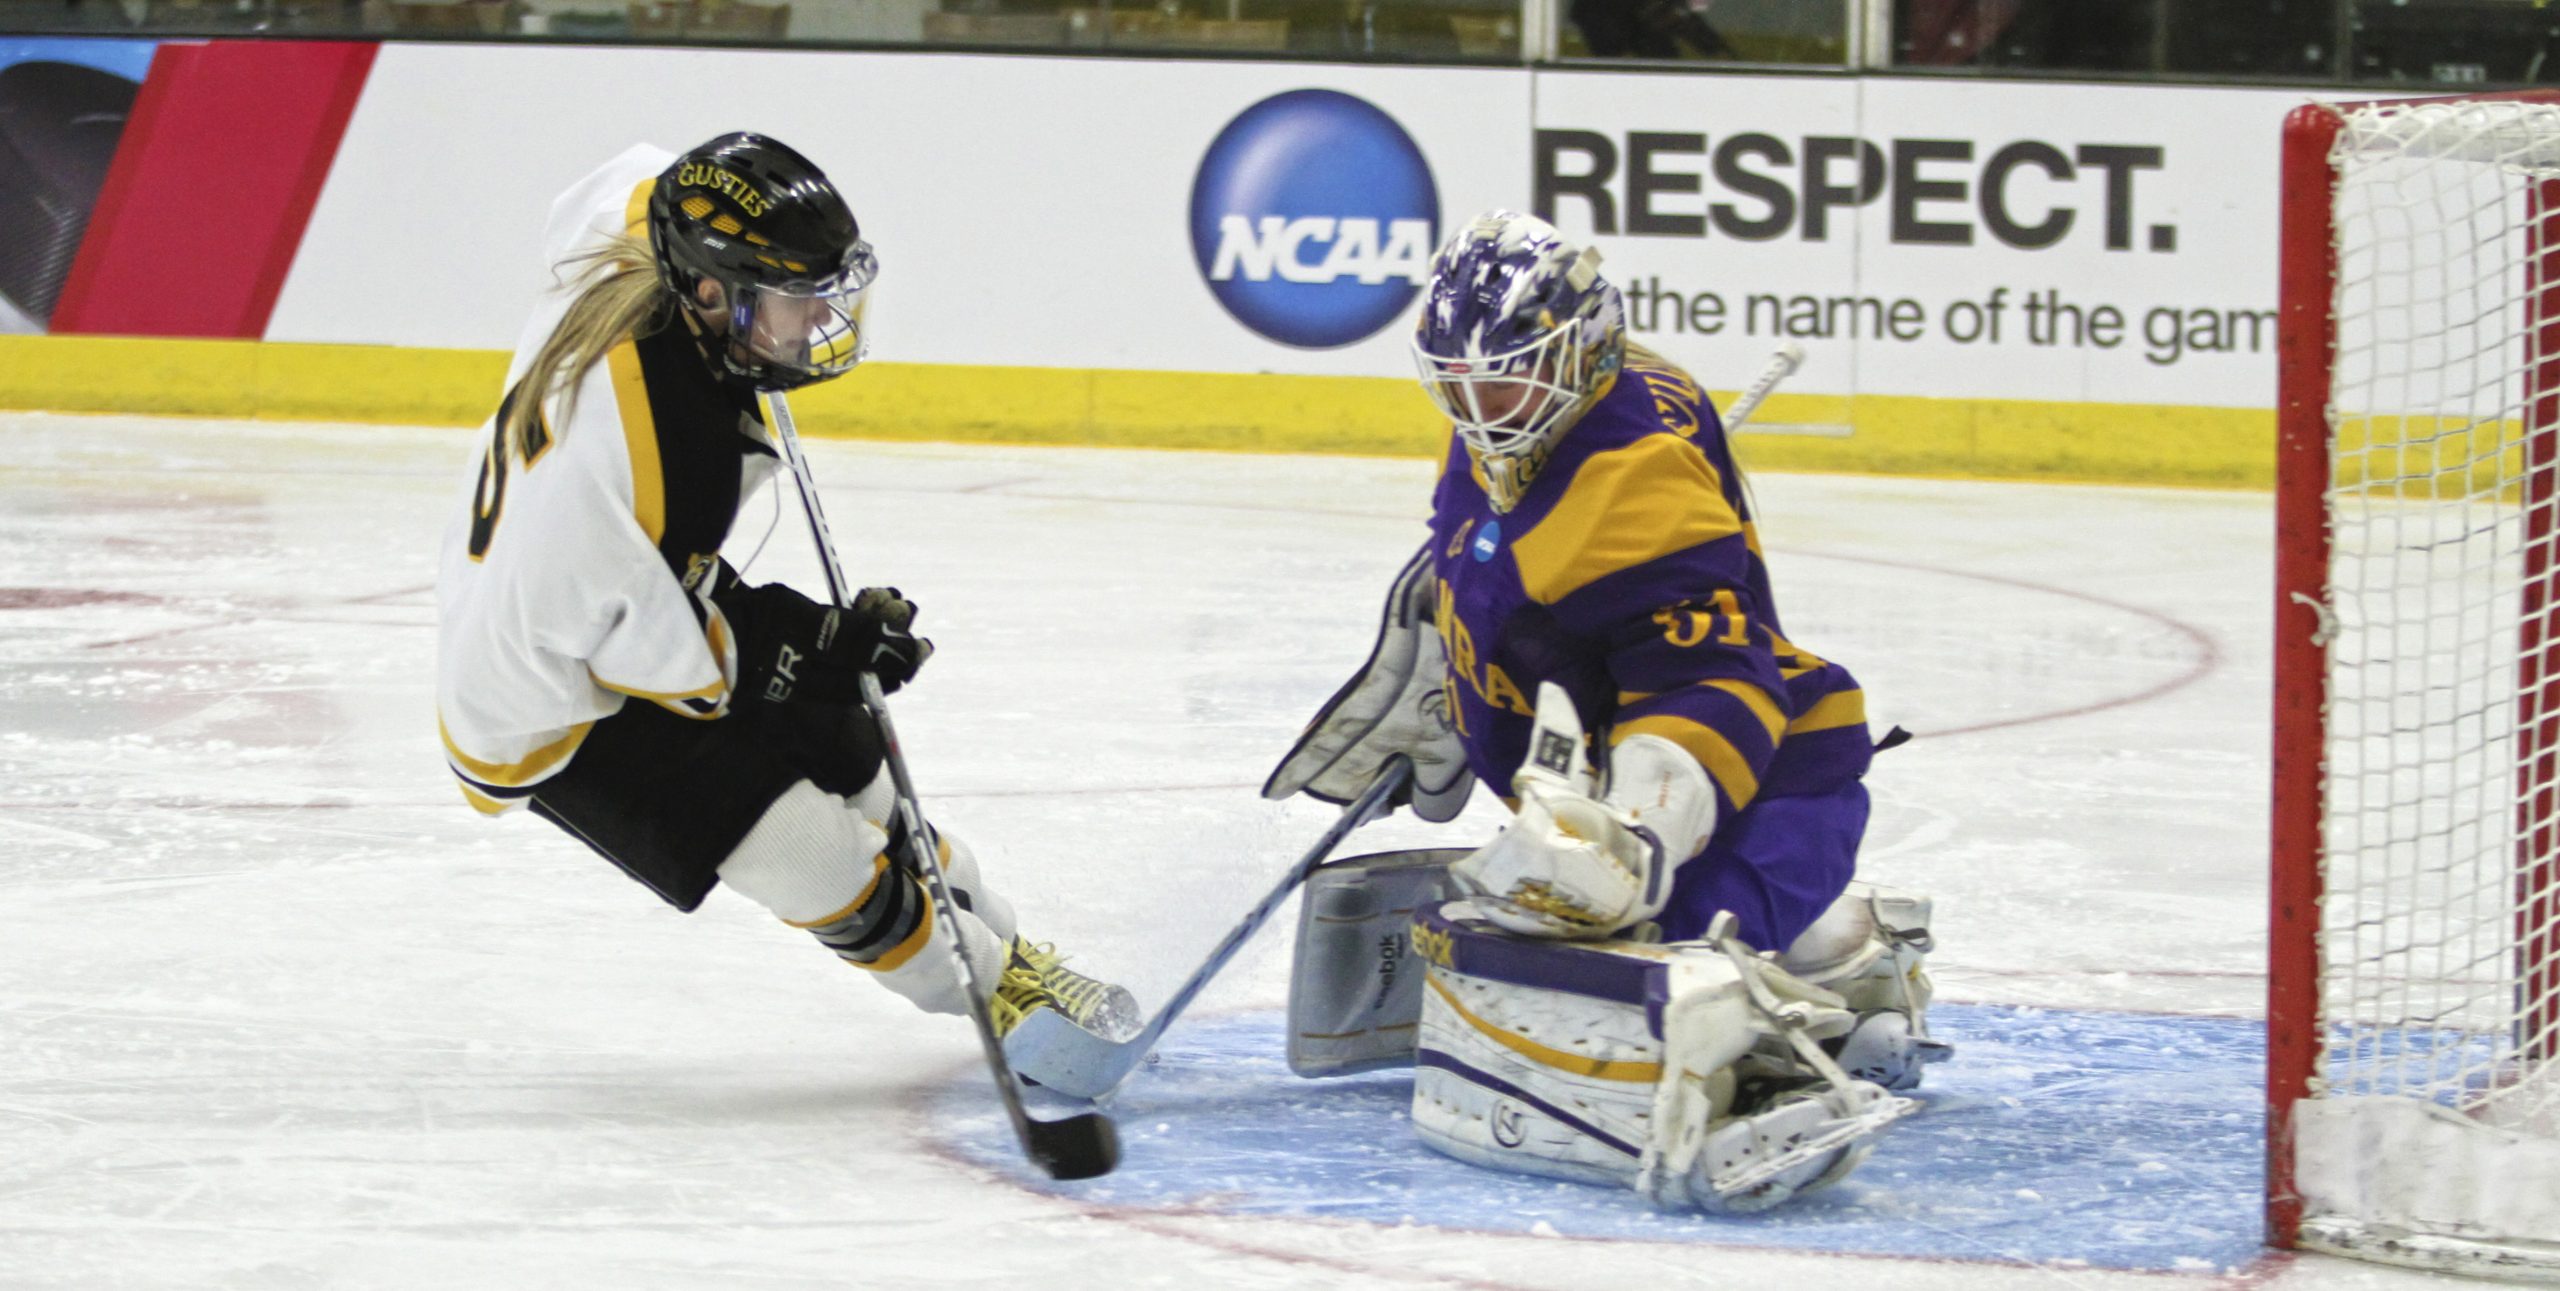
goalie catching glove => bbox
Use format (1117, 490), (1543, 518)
(1264, 543), (1476, 822)
(1451, 681), (1718, 939)
(710, 563), (935, 702)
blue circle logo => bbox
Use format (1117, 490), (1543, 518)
(1190, 90), (1439, 350)
(1472, 520), (1501, 562)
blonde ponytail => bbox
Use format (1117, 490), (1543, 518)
(501, 231), (671, 458)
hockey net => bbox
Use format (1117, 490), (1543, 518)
(2272, 92), (2560, 1277)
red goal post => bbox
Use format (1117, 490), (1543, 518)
(2272, 90), (2560, 1276)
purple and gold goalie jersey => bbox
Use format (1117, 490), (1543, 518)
(1427, 346), (1872, 830)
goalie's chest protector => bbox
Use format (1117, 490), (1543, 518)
(1424, 362), (1748, 790)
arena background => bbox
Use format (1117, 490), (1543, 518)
(0, 36), (2325, 485)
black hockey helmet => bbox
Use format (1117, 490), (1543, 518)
(648, 132), (876, 392)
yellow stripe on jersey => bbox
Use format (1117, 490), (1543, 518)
(592, 593), (736, 717)
(1788, 689), (1868, 735)
(458, 782), (509, 815)
(438, 714), (595, 788)
(623, 177), (654, 238)
(1614, 713), (1760, 810)
(1512, 434), (1743, 606)
(591, 673), (726, 703)
(1768, 629), (1832, 680)
(1424, 975), (1661, 1082)
(1703, 678), (1787, 742)
(704, 604), (733, 683)
(1617, 678), (1785, 742)
(609, 341), (665, 546)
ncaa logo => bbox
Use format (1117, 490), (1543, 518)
(1189, 89), (1439, 349)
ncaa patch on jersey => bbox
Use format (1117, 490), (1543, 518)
(1189, 89), (1439, 349)
(1471, 519), (1500, 562)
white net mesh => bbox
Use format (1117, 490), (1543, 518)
(2305, 96), (2560, 1267)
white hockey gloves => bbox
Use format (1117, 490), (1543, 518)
(1264, 543), (1476, 822)
(1451, 682), (1718, 939)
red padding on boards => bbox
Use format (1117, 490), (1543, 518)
(51, 40), (376, 339)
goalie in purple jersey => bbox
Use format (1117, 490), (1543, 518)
(1269, 211), (1947, 1213)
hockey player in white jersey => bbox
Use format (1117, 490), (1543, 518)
(1270, 212), (1946, 1213)
(435, 132), (1137, 1061)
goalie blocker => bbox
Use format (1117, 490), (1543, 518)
(1290, 851), (1948, 1212)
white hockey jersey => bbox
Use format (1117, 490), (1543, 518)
(436, 145), (774, 814)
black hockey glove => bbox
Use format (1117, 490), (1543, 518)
(712, 570), (934, 702)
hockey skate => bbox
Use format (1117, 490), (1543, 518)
(1780, 882), (1953, 1093)
(993, 938), (1142, 1049)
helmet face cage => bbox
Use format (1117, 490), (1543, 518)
(716, 243), (876, 387)
(649, 133), (872, 393)
(1410, 211), (1624, 463)
(1414, 324), (1590, 460)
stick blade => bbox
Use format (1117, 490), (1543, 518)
(1028, 1110), (1120, 1180)
(1002, 1008), (1147, 1101)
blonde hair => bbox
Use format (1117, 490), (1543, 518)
(501, 231), (671, 458)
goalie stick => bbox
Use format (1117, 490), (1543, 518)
(1003, 347), (1789, 1102)
(1721, 340), (1803, 433)
(1001, 754), (1415, 1101)
(766, 392), (1118, 1182)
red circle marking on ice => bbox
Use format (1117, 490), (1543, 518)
(1792, 549), (2221, 741)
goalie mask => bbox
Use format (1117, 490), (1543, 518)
(649, 132), (876, 393)
(1412, 211), (1625, 466)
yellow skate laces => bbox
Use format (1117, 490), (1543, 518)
(992, 939), (1140, 1041)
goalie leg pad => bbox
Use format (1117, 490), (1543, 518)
(1286, 849), (1466, 1078)
(1408, 903), (1910, 1212)
(1634, 918), (1915, 1211)
(1410, 929), (1674, 1190)
(1778, 881), (1950, 1092)
(1667, 1080), (1901, 1214)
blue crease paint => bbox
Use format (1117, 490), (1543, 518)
(928, 1004), (2268, 1274)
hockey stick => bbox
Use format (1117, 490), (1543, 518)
(765, 392), (1118, 1181)
(1000, 753), (1415, 1101)
(1720, 340), (1803, 433)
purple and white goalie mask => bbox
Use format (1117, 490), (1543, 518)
(1411, 211), (1625, 465)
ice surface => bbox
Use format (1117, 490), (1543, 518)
(937, 1005), (2272, 1272)
(0, 414), (2485, 1287)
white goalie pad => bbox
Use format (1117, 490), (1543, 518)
(1775, 882), (1953, 1092)
(1286, 849), (1465, 1078)
(1264, 544), (1475, 823)
(1408, 902), (1915, 1213)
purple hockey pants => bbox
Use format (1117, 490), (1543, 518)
(1653, 779), (1869, 951)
